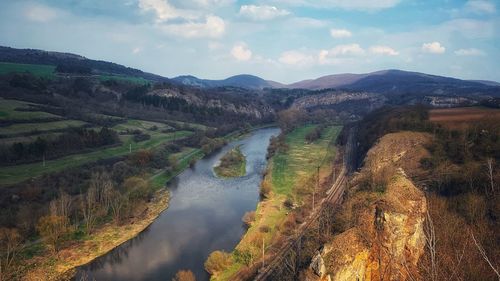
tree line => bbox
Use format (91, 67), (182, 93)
(0, 127), (119, 165)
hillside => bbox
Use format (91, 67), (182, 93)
(0, 46), (168, 82)
(172, 74), (282, 90)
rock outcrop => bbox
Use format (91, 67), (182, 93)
(304, 132), (430, 281)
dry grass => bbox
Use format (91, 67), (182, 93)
(429, 107), (500, 129)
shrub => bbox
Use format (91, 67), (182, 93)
(172, 270), (196, 281)
(204, 250), (232, 275)
(233, 249), (253, 266)
(242, 211), (255, 228)
(259, 182), (271, 199)
(259, 225), (271, 233)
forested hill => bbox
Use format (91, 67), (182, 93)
(0, 46), (168, 82)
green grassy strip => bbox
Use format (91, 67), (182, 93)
(0, 62), (55, 78)
(0, 131), (193, 186)
(0, 98), (61, 121)
(0, 120), (87, 136)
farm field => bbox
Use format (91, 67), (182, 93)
(0, 120), (87, 136)
(0, 62), (56, 78)
(429, 106), (500, 129)
(0, 98), (61, 121)
(214, 124), (341, 281)
(0, 129), (193, 186)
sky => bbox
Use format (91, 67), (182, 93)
(0, 0), (499, 83)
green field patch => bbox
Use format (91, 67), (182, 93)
(0, 62), (55, 78)
(113, 119), (173, 133)
(214, 146), (246, 178)
(0, 120), (87, 136)
(0, 130), (193, 186)
(0, 98), (61, 121)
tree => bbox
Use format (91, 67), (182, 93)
(36, 215), (69, 253)
(0, 228), (21, 280)
(81, 186), (98, 235)
(172, 270), (196, 281)
(49, 190), (72, 228)
(204, 250), (232, 275)
(110, 190), (128, 224)
(486, 158), (495, 194)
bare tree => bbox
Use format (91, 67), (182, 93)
(0, 228), (21, 281)
(81, 186), (98, 235)
(424, 209), (438, 281)
(36, 215), (69, 253)
(110, 190), (127, 224)
(486, 158), (495, 195)
(49, 190), (72, 228)
(89, 171), (114, 212)
(470, 230), (500, 280)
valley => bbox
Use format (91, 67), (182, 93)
(0, 45), (498, 281)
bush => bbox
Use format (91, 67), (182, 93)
(259, 182), (271, 199)
(172, 270), (196, 281)
(204, 250), (232, 275)
(233, 249), (252, 266)
(242, 211), (255, 228)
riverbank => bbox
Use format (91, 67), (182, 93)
(211, 125), (341, 280)
(214, 146), (246, 178)
(20, 189), (170, 281)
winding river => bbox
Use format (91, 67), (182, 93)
(76, 127), (280, 281)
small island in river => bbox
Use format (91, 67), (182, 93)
(214, 145), (246, 178)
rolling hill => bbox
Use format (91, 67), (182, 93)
(172, 74), (283, 90)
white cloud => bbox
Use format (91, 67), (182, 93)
(454, 48), (486, 56)
(318, 44), (365, 64)
(132, 47), (142, 54)
(231, 43), (252, 61)
(330, 28), (352, 38)
(322, 43), (365, 57)
(208, 41), (223, 51)
(369, 45), (399, 56)
(239, 5), (290, 21)
(279, 50), (315, 66)
(422, 42), (446, 54)
(271, 0), (401, 11)
(160, 15), (225, 38)
(138, 0), (195, 21)
(24, 4), (58, 22)
(464, 0), (496, 14)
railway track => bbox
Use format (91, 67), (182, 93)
(252, 128), (356, 281)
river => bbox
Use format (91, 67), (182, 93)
(75, 127), (280, 281)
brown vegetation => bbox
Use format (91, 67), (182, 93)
(173, 269), (196, 281)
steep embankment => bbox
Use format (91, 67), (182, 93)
(305, 132), (431, 281)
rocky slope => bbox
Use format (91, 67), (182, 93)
(304, 132), (431, 281)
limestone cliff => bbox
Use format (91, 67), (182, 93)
(304, 132), (430, 281)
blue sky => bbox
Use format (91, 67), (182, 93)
(0, 0), (499, 83)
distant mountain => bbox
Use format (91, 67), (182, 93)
(172, 74), (283, 90)
(0, 46), (168, 82)
(286, 70), (500, 98)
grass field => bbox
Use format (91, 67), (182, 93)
(0, 98), (61, 121)
(214, 125), (341, 281)
(429, 107), (500, 129)
(0, 120), (87, 136)
(0, 130), (193, 186)
(113, 119), (173, 133)
(0, 62), (55, 78)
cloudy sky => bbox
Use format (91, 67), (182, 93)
(0, 0), (499, 83)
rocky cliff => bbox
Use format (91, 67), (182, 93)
(304, 132), (431, 281)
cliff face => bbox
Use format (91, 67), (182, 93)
(305, 132), (430, 281)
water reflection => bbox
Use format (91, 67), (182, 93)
(76, 128), (280, 281)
